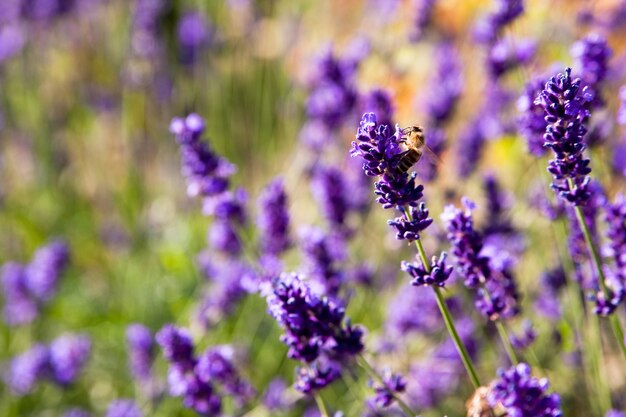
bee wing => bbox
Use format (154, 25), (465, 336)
(422, 144), (442, 166)
(413, 144), (442, 181)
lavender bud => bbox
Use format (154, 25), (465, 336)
(5, 344), (50, 395)
(257, 177), (291, 256)
(126, 324), (154, 381)
(401, 252), (453, 287)
(105, 400), (143, 417)
(48, 333), (91, 386)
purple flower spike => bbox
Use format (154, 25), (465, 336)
(170, 113), (235, 199)
(606, 411), (626, 417)
(25, 239), (69, 302)
(257, 178), (291, 256)
(105, 399), (143, 417)
(474, 0), (524, 44)
(351, 113), (403, 177)
(536, 68), (592, 206)
(387, 203), (433, 241)
(5, 344), (50, 395)
(1, 262), (38, 326)
(518, 77), (549, 156)
(571, 34), (611, 86)
(156, 325), (196, 367)
(488, 363), (562, 417)
(49, 333), (91, 386)
(311, 165), (351, 232)
(510, 320), (537, 350)
(402, 252), (453, 287)
(263, 378), (290, 410)
(126, 324), (154, 381)
(368, 370), (407, 409)
(295, 360), (341, 394)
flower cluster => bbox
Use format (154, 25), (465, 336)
(442, 198), (519, 320)
(256, 177), (292, 257)
(367, 370), (407, 409)
(401, 252), (453, 287)
(156, 325), (253, 415)
(536, 67), (592, 206)
(571, 34), (611, 107)
(474, 0), (524, 44)
(488, 363), (562, 417)
(299, 226), (347, 297)
(1, 239), (69, 325)
(126, 324), (156, 384)
(169, 114), (235, 201)
(263, 273), (364, 393)
(5, 333), (91, 395)
(518, 77), (550, 156)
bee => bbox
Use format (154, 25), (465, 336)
(396, 125), (426, 173)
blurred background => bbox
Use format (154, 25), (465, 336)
(1, 0), (626, 416)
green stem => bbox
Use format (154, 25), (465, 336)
(314, 392), (329, 417)
(571, 194), (626, 362)
(357, 355), (418, 417)
(411, 230), (481, 389)
(495, 320), (519, 365)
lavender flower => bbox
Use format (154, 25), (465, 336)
(360, 89), (394, 129)
(409, 0), (436, 42)
(425, 41), (462, 126)
(597, 194), (626, 315)
(474, 0), (524, 44)
(263, 273), (363, 392)
(126, 324), (154, 381)
(170, 113), (235, 199)
(63, 408), (92, 417)
(387, 203), (433, 241)
(351, 113), (403, 177)
(1, 262), (38, 325)
(48, 333), (91, 386)
(177, 11), (213, 66)
(488, 38), (536, 80)
(5, 344), (50, 395)
(156, 325), (222, 415)
(518, 77), (549, 156)
(488, 363), (562, 417)
(105, 400), (143, 417)
(25, 239), (69, 302)
(618, 86), (626, 126)
(442, 198), (519, 320)
(606, 411), (626, 417)
(510, 320), (537, 350)
(367, 370), (406, 409)
(571, 34), (611, 101)
(311, 165), (351, 233)
(536, 68), (592, 206)
(257, 178), (291, 256)
(401, 252), (453, 287)
(196, 346), (255, 404)
(299, 227), (346, 296)
(263, 378), (290, 410)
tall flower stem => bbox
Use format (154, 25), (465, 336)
(569, 182), (626, 362)
(314, 392), (330, 417)
(415, 239), (481, 389)
(357, 355), (417, 417)
(495, 321), (519, 365)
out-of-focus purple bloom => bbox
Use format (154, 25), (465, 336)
(536, 68), (592, 206)
(1, 262), (38, 325)
(263, 377), (290, 410)
(441, 199), (491, 289)
(401, 252), (453, 287)
(442, 198), (519, 320)
(598, 194), (626, 316)
(126, 324), (154, 381)
(606, 411), (626, 417)
(571, 34), (611, 89)
(613, 141), (626, 179)
(367, 370), (406, 409)
(360, 89), (394, 129)
(488, 363), (562, 417)
(170, 114), (235, 199)
(474, 0), (524, 44)
(105, 399), (143, 417)
(424, 41), (462, 126)
(483, 174), (515, 236)
(311, 165), (351, 233)
(406, 318), (477, 409)
(304, 48), (358, 131)
(49, 333), (91, 386)
(518, 77), (548, 156)
(156, 325), (223, 415)
(208, 219), (241, 255)
(456, 118), (486, 177)
(488, 38), (536, 79)
(299, 226), (346, 296)
(25, 239), (69, 302)
(510, 320), (537, 350)
(409, 0), (436, 42)
(0, 25), (25, 64)
(196, 346), (255, 402)
(529, 184), (566, 221)
(196, 255), (257, 327)
(5, 344), (50, 395)
(257, 178), (291, 256)
(387, 203), (433, 242)
(295, 360), (341, 394)
(63, 408), (92, 417)
(618, 86), (626, 126)
(178, 11), (213, 66)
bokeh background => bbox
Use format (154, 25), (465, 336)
(1, 0), (626, 416)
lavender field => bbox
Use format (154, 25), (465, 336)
(2, 1), (626, 416)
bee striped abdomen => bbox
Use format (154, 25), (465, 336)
(396, 149), (423, 173)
